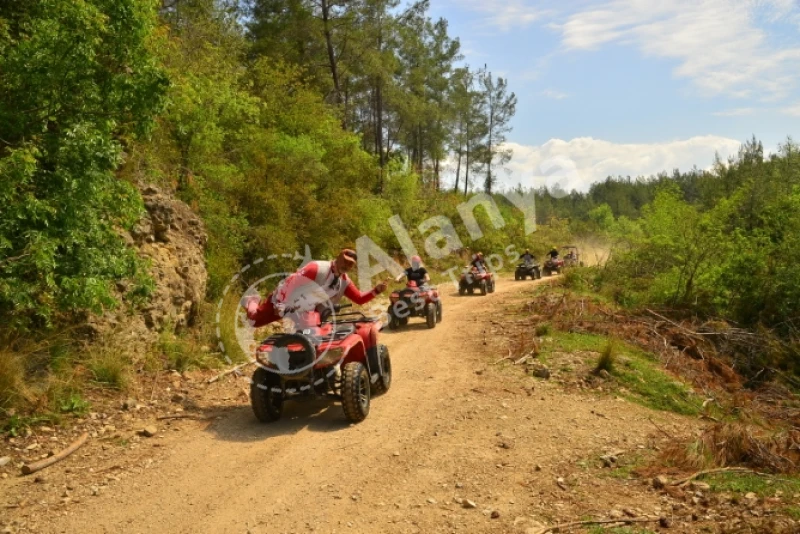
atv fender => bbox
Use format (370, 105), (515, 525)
(331, 335), (364, 367)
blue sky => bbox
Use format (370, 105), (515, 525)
(428, 0), (800, 192)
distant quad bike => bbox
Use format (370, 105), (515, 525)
(387, 280), (442, 329)
(561, 245), (583, 268)
(250, 304), (391, 424)
(458, 267), (496, 296)
(543, 256), (565, 276)
(515, 259), (541, 280)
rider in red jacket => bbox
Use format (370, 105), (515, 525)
(244, 249), (388, 327)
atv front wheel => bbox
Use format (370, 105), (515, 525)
(251, 367), (283, 423)
(373, 345), (392, 395)
(426, 303), (436, 328)
(488, 280), (496, 293)
(436, 300), (443, 323)
(480, 280), (487, 295)
(459, 286), (466, 295)
(515, 271), (521, 281)
(342, 362), (370, 423)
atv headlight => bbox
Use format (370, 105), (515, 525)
(317, 347), (345, 366)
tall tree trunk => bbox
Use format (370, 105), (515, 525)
(464, 144), (470, 196)
(486, 108), (494, 193)
(454, 146), (462, 193)
(320, 0), (341, 105)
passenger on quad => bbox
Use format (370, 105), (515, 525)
(471, 252), (488, 273)
(395, 255), (430, 288)
(244, 248), (388, 327)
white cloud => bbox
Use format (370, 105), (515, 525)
(555, 0), (800, 100)
(782, 103), (800, 116)
(496, 135), (742, 192)
(458, 0), (546, 31)
(713, 108), (756, 116)
(540, 89), (568, 99)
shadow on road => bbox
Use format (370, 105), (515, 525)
(201, 399), (353, 443)
(380, 321), (432, 334)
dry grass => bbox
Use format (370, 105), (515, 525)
(660, 422), (800, 474)
(594, 340), (617, 374)
(0, 350), (30, 413)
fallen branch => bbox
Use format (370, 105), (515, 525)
(648, 417), (675, 440)
(515, 353), (532, 365)
(529, 516), (661, 534)
(21, 432), (88, 475)
(646, 309), (693, 334)
(207, 360), (256, 383)
(671, 467), (755, 487)
(156, 413), (214, 421)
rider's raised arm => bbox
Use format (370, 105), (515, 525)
(343, 277), (383, 305)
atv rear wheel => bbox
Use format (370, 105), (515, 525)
(373, 345), (392, 395)
(388, 307), (400, 329)
(342, 362), (370, 423)
(399, 317), (409, 326)
(515, 271), (521, 281)
(250, 367), (283, 423)
(426, 303), (436, 328)
(459, 286), (466, 295)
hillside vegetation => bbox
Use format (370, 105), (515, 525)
(2, 0), (799, 427)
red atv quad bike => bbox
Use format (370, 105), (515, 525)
(250, 304), (391, 424)
(458, 267), (496, 296)
(543, 256), (565, 276)
(387, 280), (442, 329)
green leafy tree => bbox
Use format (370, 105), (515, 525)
(0, 0), (168, 328)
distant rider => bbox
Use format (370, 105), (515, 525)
(395, 255), (430, 288)
(548, 246), (559, 260)
(243, 248), (388, 327)
(471, 252), (488, 273)
(521, 249), (535, 264)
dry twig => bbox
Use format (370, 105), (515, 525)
(529, 517), (661, 534)
(207, 360), (256, 383)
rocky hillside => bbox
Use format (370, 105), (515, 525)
(86, 185), (208, 356)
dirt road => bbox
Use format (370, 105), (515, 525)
(6, 275), (691, 534)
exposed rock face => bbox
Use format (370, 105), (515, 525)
(131, 185), (207, 332)
(87, 185), (207, 353)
